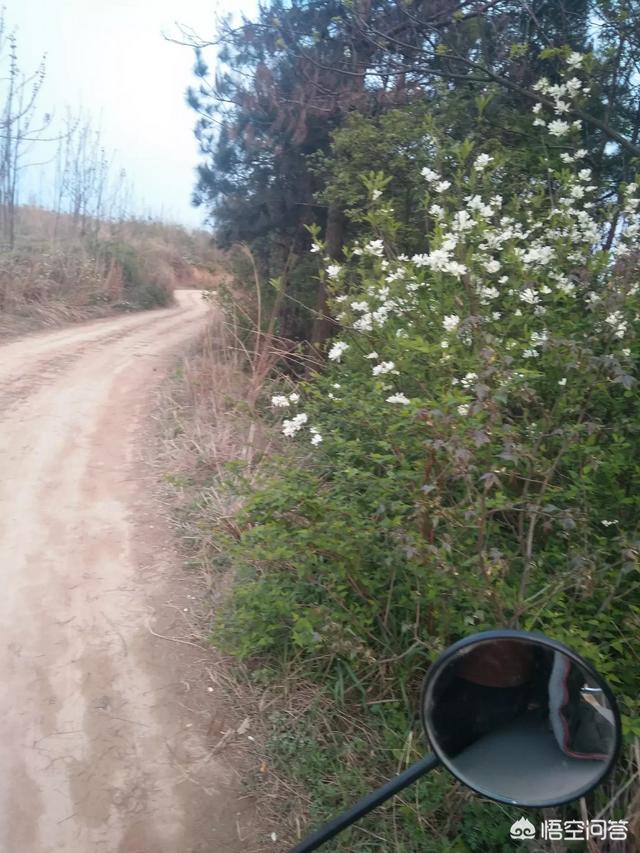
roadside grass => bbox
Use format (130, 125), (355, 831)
(154, 299), (526, 851)
(158, 296), (640, 852)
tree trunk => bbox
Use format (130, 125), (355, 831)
(309, 202), (345, 352)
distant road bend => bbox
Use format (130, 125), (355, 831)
(0, 291), (252, 852)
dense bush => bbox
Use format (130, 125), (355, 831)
(211, 52), (640, 847)
(95, 240), (174, 309)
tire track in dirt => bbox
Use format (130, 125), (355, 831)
(0, 302), (199, 415)
(0, 290), (257, 853)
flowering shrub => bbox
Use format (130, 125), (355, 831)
(216, 49), (640, 778)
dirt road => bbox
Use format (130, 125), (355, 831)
(0, 291), (256, 853)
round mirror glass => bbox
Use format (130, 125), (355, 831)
(421, 633), (620, 808)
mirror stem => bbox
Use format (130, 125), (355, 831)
(289, 753), (440, 852)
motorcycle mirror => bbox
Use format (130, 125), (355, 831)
(421, 630), (621, 808)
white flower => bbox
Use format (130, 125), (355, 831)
(282, 413), (308, 437)
(328, 341), (349, 361)
(605, 311), (624, 326)
(492, 311), (502, 320)
(605, 311), (628, 338)
(326, 264), (342, 279)
(530, 330), (548, 347)
(440, 340), (449, 348)
(351, 300), (369, 312)
(372, 189), (382, 200)
(532, 103), (543, 114)
(353, 314), (373, 332)
(522, 348), (539, 358)
(478, 285), (499, 302)
(474, 153), (493, 171)
(365, 239), (385, 257)
(453, 210), (473, 232)
(578, 168), (592, 181)
(434, 180), (451, 193)
(466, 194), (494, 218)
(558, 378), (567, 386)
(271, 395), (290, 407)
(575, 148), (587, 159)
(310, 243), (321, 253)
(601, 519), (618, 527)
(446, 261), (468, 278)
(557, 279), (576, 296)
(483, 259), (501, 274)
(429, 203), (444, 219)
(520, 288), (540, 305)
(310, 427), (323, 446)
(461, 372), (477, 388)
(625, 196), (639, 214)
(566, 77), (582, 96)
(289, 392), (300, 402)
(365, 352), (379, 359)
(386, 392), (410, 405)
(548, 120), (571, 137)
(522, 245), (554, 266)
(457, 404), (470, 416)
(443, 314), (460, 332)
(560, 152), (574, 164)
(372, 361), (396, 376)
(421, 167), (440, 183)
(566, 51), (584, 69)
(548, 83), (567, 99)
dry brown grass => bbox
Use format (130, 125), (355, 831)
(153, 290), (335, 850)
(0, 205), (226, 339)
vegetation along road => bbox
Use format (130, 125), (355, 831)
(0, 290), (253, 853)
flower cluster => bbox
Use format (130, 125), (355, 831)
(271, 50), (638, 447)
(531, 53), (588, 136)
(271, 392), (300, 408)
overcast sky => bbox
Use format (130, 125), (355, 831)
(5, 0), (254, 229)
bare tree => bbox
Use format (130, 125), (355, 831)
(0, 26), (52, 246)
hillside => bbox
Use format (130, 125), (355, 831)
(0, 205), (221, 338)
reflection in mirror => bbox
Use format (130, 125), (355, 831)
(424, 639), (617, 807)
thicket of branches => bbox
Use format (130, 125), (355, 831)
(187, 0), (640, 344)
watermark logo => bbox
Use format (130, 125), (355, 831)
(510, 817), (536, 840)
(509, 818), (629, 842)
